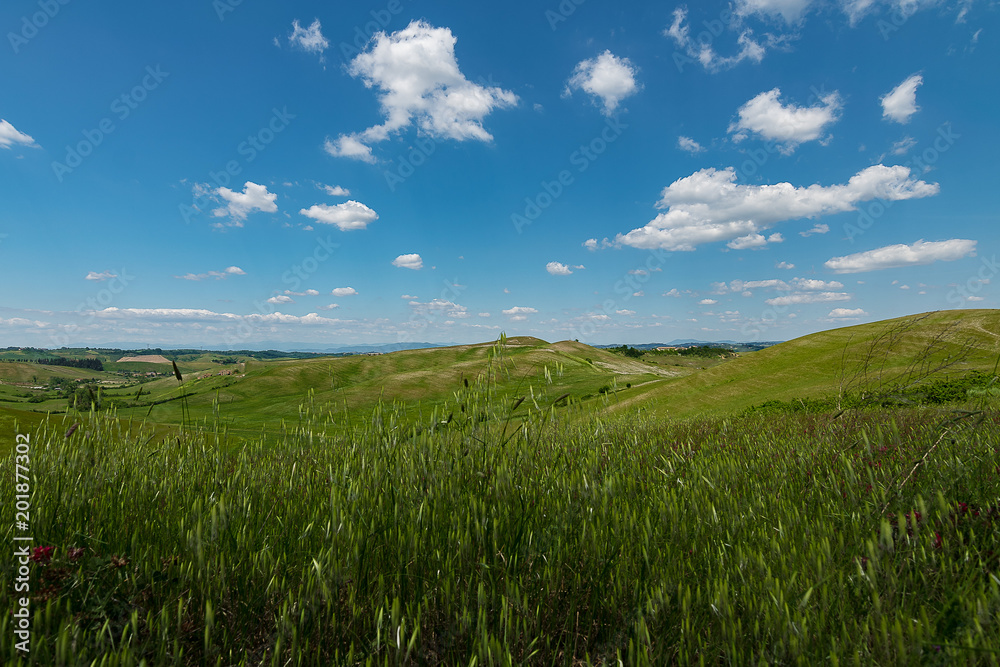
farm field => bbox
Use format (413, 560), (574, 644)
(1, 312), (999, 664)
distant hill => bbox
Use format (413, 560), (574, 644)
(612, 309), (1000, 419)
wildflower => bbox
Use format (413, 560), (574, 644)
(30, 546), (54, 564)
(110, 555), (129, 568)
(68, 547), (86, 562)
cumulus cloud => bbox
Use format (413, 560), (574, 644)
(613, 164), (938, 252)
(729, 88), (841, 152)
(727, 233), (768, 250)
(285, 289), (320, 296)
(212, 182), (278, 223)
(824, 239), (977, 273)
(392, 253), (423, 270)
(546, 261), (573, 275)
(330, 287), (358, 297)
(665, 7), (768, 72)
(319, 184), (350, 197)
(289, 19), (329, 61)
(267, 295), (295, 304)
(766, 291), (851, 306)
(502, 306), (537, 321)
(176, 266), (247, 281)
(881, 74), (923, 124)
(0, 119), (37, 149)
(829, 307), (867, 318)
(565, 50), (640, 115)
(408, 299), (469, 319)
(776, 261), (795, 269)
(85, 271), (117, 282)
(299, 200), (378, 231)
(678, 136), (705, 153)
(799, 223), (829, 237)
(326, 21), (518, 161)
(699, 298), (718, 305)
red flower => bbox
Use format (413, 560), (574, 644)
(933, 532), (943, 549)
(29, 546), (54, 564)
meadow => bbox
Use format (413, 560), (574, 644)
(2, 317), (999, 664)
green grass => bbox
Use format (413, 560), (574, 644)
(622, 310), (1000, 419)
(2, 390), (998, 664)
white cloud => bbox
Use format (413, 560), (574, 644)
(881, 74), (923, 124)
(408, 299), (469, 318)
(503, 306), (537, 321)
(331, 287), (358, 297)
(665, 7), (767, 72)
(842, 0), (942, 25)
(729, 88), (842, 152)
(736, 0), (814, 23)
(546, 261), (573, 276)
(94, 307), (341, 327)
(565, 50), (639, 115)
(400, 294), (418, 299)
(319, 184), (350, 197)
(791, 277), (844, 290)
(392, 253), (423, 270)
(285, 289), (320, 296)
(267, 295), (295, 304)
(800, 223), (829, 237)
(324, 135), (376, 163)
(614, 164), (938, 252)
(727, 233), (768, 250)
(299, 200), (378, 231)
(825, 239), (977, 273)
(699, 298), (718, 305)
(829, 307), (867, 318)
(478, 312), (491, 318)
(776, 261), (795, 269)
(326, 21), (518, 161)
(616, 309), (636, 316)
(213, 182), (278, 223)
(176, 266), (247, 281)
(967, 295), (985, 302)
(678, 136), (705, 153)
(663, 288), (682, 297)
(890, 136), (917, 155)
(289, 19), (329, 60)
(0, 119), (37, 149)
(85, 271), (117, 282)
(319, 303), (340, 310)
(766, 291), (851, 306)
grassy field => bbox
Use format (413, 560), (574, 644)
(1, 314), (999, 664)
(1, 382), (998, 664)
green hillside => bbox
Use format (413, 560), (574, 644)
(619, 309), (1000, 419)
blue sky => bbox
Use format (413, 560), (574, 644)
(1, 0), (996, 348)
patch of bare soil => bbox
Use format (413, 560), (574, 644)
(117, 355), (172, 364)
